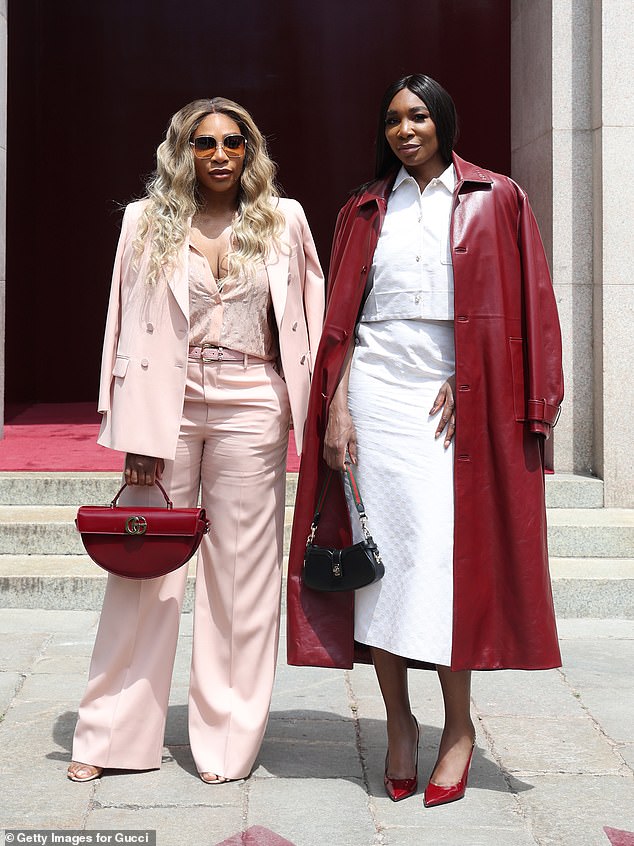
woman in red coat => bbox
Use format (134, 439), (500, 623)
(286, 74), (563, 808)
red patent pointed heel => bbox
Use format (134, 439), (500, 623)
(384, 715), (419, 802)
(423, 740), (475, 808)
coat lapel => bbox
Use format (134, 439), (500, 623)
(165, 225), (193, 322)
(162, 212), (296, 327)
(266, 228), (292, 325)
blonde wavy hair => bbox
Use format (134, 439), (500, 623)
(134, 97), (285, 285)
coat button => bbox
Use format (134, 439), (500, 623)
(457, 315), (468, 322)
(146, 322), (154, 333)
(361, 265), (367, 274)
(141, 359), (149, 369)
(459, 384), (470, 391)
(292, 322), (298, 331)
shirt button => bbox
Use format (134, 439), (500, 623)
(141, 359), (149, 369)
(415, 295), (421, 303)
(416, 256), (420, 262)
(146, 323), (154, 333)
(300, 355), (306, 364)
(292, 322), (298, 332)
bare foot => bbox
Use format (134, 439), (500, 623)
(67, 762), (103, 782)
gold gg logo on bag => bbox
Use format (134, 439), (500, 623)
(125, 515), (148, 535)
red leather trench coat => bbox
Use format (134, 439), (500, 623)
(287, 153), (564, 671)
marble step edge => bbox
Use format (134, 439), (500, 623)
(0, 554), (291, 576)
(0, 471), (600, 509)
(0, 554), (631, 578)
(544, 472), (603, 508)
(0, 504), (296, 521)
(0, 505), (631, 525)
(0, 472), (299, 506)
(0, 556), (631, 617)
(0, 512), (295, 556)
(0, 509), (632, 558)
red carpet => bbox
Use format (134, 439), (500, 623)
(0, 403), (299, 472)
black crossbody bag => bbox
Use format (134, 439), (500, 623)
(302, 464), (385, 592)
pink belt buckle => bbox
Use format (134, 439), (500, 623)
(200, 344), (223, 362)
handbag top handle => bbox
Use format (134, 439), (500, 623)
(110, 480), (173, 510)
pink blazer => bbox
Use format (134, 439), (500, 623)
(97, 198), (324, 459)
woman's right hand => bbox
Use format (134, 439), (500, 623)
(323, 404), (357, 471)
(124, 453), (165, 486)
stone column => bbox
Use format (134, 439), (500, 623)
(592, 0), (634, 507)
(511, 0), (595, 479)
(551, 0), (595, 478)
(511, 0), (555, 472)
(511, 0), (553, 262)
(0, 0), (6, 437)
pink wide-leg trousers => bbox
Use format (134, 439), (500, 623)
(72, 358), (290, 779)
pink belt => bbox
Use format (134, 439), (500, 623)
(188, 344), (266, 363)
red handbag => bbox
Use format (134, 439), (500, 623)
(75, 481), (210, 579)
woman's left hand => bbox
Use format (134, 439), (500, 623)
(430, 375), (456, 448)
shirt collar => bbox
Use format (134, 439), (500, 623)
(392, 163), (456, 194)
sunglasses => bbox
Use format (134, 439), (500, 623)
(189, 134), (247, 159)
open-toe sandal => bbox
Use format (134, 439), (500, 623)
(67, 762), (103, 783)
(199, 772), (231, 784)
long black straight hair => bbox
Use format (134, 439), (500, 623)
(374, 74), (459, 179)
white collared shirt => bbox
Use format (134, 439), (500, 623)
(361, 163), (456, 322)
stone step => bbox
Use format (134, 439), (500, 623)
(544, 472), (603, 508)
(0, 472), (298, 506)
(0, 554), (289, 613)
(0, 471), (598, 509)
(0, 554), (631, 617)
(0, 504), (296, 556)
(0, 472), (123, 506)
(549, 557), (634, 618)
(546, 508), (634, 558)
(1, 504), (631, 558)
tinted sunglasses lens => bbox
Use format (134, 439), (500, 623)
(192, 135), (246, 159)
(223, 135), (246, 156)
(193, 137), (216, 158)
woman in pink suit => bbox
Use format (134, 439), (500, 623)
(68, 98), (324, 784)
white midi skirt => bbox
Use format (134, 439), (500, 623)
(347, 318), (455, 666)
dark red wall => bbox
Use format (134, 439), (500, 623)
(7, 0), (510, 402)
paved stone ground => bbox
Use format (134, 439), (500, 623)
(1, 609), (633, 846)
